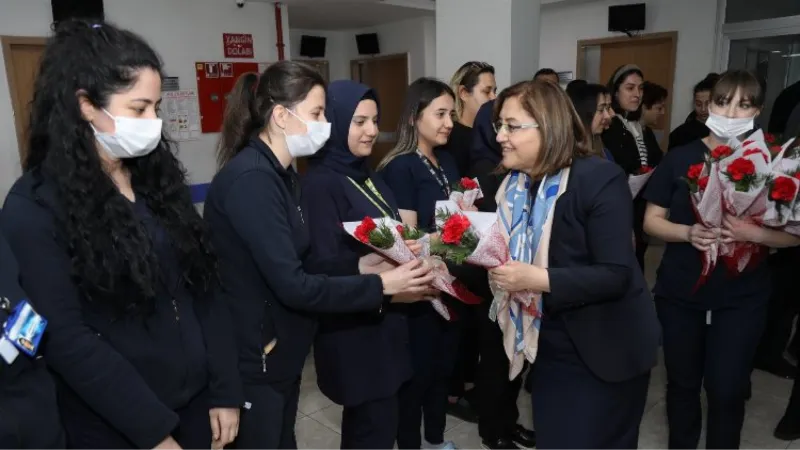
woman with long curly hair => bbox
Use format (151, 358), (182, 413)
(0, 19), (242, 449)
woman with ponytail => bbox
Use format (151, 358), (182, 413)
(204, 62), (435, 448)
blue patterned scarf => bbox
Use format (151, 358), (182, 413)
(497, 169), (564, 351)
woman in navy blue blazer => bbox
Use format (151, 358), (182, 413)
(488, 80), (660, 449)
(301, 80), (422, 449)
(378, 78), (461, 450)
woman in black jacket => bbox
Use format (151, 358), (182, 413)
(301, 79), (425, 449)
(204, 62), (434, 449)
(490, 79), (659, 449)
(469, 99), (538, 450)
(0, 19), (242, 449)
(0, 232), (64, 449)
(602, 64), (663, 271)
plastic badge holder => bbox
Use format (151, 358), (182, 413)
(1, 300), (47, 364)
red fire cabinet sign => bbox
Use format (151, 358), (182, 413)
(223, 33), (255, 58)
(196, 61), (263, 133)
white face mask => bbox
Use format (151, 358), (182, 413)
(705, 111), (754, 140)
(283, 109), (331, 158)
(91, 109), (163, 159)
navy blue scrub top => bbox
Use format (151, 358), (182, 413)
(642, 139), (770, 310)
(380, 150), (460, 232)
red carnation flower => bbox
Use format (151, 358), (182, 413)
(441, 214), (471, 245)
(726, 158), (756, 182)
(765, 132), (776, 144)
(770, 176), (798, 203)
(687, 163), (704, 180)
(460, 177), (478, 190)
(354, 217), (377, 243)
(698, 176), (709, 191)
(710, 145), (733, 160)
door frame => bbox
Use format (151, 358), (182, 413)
(2, 35), (47, 161)
(349, 52), (410, 144)
(350, 52), (410, 84)
(575, 31), (679, 83)
(575, 31), (679, 148)
(715, 14), (800, 72)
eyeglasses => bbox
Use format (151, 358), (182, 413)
(493, 121), (539, 134)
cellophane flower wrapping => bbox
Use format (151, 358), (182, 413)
(688, 159), (723, 286)
(691, 132), (800, 280)
(628, 166), (655, 198)
(449, 177), (484, 210)
(716, 142), (772, 272)
(343, 217), (479, 321)
(434, 200), (538, 379)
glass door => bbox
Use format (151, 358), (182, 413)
(727, 33), (800, 133)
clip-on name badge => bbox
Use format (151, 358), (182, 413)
(0, 300), (47, 365)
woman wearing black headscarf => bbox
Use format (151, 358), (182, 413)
(301, 80), (425, 449)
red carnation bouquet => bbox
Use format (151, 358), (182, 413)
(343, 216), (481, 320)
(684, 131), (800, 283)
(431, 202), (510, 269)
(629, 165), (655, 198)
(449, 177), (483, 209)
(431, 205), (541, 325)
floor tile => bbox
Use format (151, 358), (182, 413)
(293, 243), (795, 449)
(298, 382), (334, 416)
(296, 415), (341, 449)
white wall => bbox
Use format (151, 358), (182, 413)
(539, 0), (720, 128)
(290, 16), (436, 85)
(289, 29), (351, 80)
(0, 0), (286, 200)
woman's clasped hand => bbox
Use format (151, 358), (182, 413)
(687, 214), (766, 252)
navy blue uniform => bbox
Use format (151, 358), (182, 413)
(0, 173), (242, 449)
(204, 136), (387, 449)
(0, 230), (64, 449)
(381, 150), (462, 449)
(302, 81), (413, 449)
(643, 139), (770, 449)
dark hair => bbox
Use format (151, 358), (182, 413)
(694, 73), (720, 95)
(217, 61), (326, 167)
(642, 81), (668, 108)
(377, 77), (455, 170)
(450, 61), (495, 118)
(534, 68), (558, 80)
(712, 69), (765, 109)
(494, 80), (591, 179)
(26, 19), (215, 315)
(568, 83), (609, 155)
(566, 79), (588, 97)
(608, 64), (644, 120)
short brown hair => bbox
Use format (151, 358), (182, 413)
(712, 70), (764, 109)
(493, 80), (591, 179)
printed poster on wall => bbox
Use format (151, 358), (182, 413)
(223, 33), (255, 58)
(163, 89), (201, 141)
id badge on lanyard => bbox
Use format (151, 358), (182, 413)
(0, 299), (47, 364)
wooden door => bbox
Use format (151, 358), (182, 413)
(351, 54), (409, 169)
(2, 36), (47, 165)
(577, 32), (677, 150)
